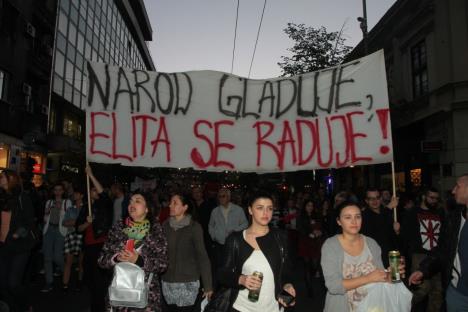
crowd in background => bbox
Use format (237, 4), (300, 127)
(0, 165), (464, 312)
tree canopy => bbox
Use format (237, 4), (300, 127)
(278, 23), (352, 77)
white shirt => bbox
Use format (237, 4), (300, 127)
(451, 215), (466, 287)
(233, 232), (279, 312)
(113, 196), (124, 225)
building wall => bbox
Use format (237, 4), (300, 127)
(348, 0), (468, 194)
(47, 0), (155, 183)
(0, 0), (54, 183)
(51, 0), (150, 110)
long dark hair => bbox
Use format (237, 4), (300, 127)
(302, 199), (320, 219)
(0, 170), (22, 195)
(130, 192), (156, 226)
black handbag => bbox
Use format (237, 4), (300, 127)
(203, 287), (233, 312)
(204, 235), (240, 312)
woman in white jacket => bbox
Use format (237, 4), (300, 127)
(41, 183), (72, 292)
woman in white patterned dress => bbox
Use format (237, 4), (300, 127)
(321, 201), (404, 312)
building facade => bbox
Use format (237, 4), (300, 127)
(348, 0), (468, 194)
(0, 0), (55, 185)
(0, 0), (155, 184)
(47, 0), (155, 183)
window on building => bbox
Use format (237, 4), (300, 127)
(0, 144), (8, 168)
(0, 70), (10, 101)
(63, 114), (82, 139)
(49, 107), (56, 134)
(411, 40), (428, 98)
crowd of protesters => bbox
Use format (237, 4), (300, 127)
(0, 166), (467, 311)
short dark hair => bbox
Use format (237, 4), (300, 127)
(425, 187), (439, 195)
(171, 192), (194, 216)
(53, 183), (64, 190)
(73, 187), (85, 195)
(112, 183), (124, 193)
(335, 201), (361, 218)
(248, 191), (274, 208)
(130, 192), (156, 225)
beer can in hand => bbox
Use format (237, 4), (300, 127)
(248, 271), (263, 302)
(388, 250), (401, 283)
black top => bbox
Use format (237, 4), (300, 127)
(192, 198), (216, 247)
(76, 192), (112, 239)
(420, 205), (466, 290)
(361, 207), (399, 267)
(0, 190), (36, 253)
(217, 228), (294, 306)
(401, 206), (444, 255)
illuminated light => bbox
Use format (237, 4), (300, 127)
(33, 163), (42, 174)
(410, 168), (422, 187)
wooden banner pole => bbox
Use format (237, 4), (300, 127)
(86, 161), (92, 217)
(391, 161), (397, 222)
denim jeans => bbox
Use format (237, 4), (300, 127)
(42, 225), (65, 285)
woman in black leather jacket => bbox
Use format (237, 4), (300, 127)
(217, 191), (296, 312)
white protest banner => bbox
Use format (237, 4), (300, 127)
(85, 50), (393, 172)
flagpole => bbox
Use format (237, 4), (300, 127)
(391, 161), (397, 222)
(86, 161), (92, 217)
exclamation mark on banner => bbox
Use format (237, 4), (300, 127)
(376, 108), (390, 154)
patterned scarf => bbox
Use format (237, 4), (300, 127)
(123, 217), (150, 248)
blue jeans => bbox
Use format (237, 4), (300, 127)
(447, 284), (468, 312)
(42, 225), (65, 285)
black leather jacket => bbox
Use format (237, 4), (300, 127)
(217, 228), (294, 306)
(419, 205), (465, 290)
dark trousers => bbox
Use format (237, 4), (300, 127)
(167, 304), (195, 312)
(212, 243), (226, 289)
(83, 243), (109, 312)
(0, 250), (31, 312)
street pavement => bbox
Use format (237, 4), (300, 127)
(30, 259), (326, 312)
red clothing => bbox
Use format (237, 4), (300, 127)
(84, 225), (107, 245)
(158, 206), (170, 224)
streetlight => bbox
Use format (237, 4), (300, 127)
(357, 0), (368, 54)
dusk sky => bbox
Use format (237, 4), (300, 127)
(143, 0), (396, 79)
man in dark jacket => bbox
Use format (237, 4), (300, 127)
(409, 173), (468, 311)
(76, 165), (112, 312)
(361, 188), (400, 267)
(402, 187), (444, 311)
